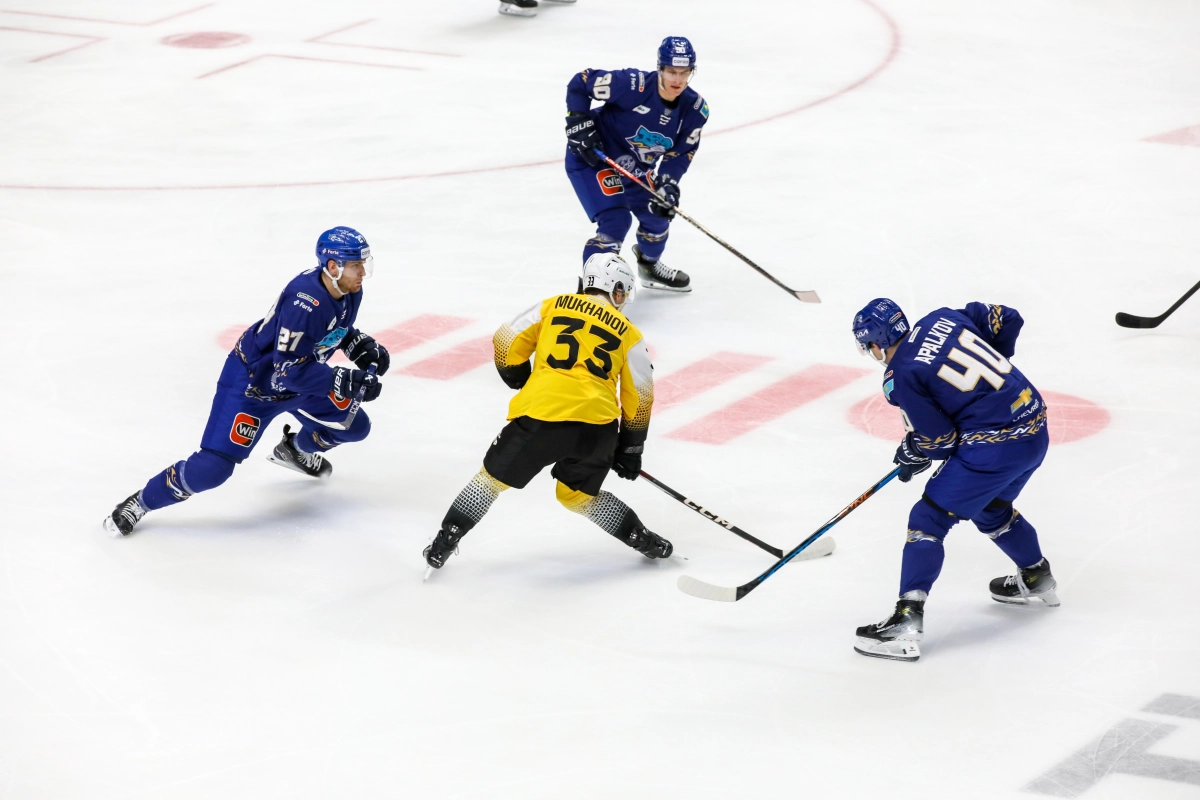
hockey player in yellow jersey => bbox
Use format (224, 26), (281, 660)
(424, 253), (671, 576)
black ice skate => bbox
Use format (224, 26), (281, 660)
(990, 558), (1060, 607)
(854, 596), (924, 662)
(628, 525), (674, 559)
(104, 492), (148, 537)
(632, 245), (691, 293)
(498, 0), (537, 16)
(267, 424), (332, 480)
(423, 525), (466, 580)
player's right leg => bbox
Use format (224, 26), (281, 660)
(566, 153), (634, 276)
(551, 421), (672, 559)
(104, 356), (277, 536)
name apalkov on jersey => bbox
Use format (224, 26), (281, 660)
(913, 317), (958, 364)
(554, 295), (629, 337)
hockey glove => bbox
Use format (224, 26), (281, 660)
(565, 113), (602, 167)
(648, 173), (680, 219)
(343, 332), (391, 376)
(612, 426), (646, 481)
(893, 432), (932, 483)
(496, 360), (532, 391)
(331, 366), (382, 403)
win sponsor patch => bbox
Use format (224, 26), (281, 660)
(229, 412), (261, 446)
(596, 168), (624, 196)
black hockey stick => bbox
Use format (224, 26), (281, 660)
(677, 467), (901, 602)
(1115, 278), (1200, 329)
(324, 364), (376, 431)
(641, 470), (817, 559)
(593, 149), (821, 303)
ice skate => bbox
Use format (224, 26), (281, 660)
(854, 595), (924, 662)
(423, 525), (465, 580)
(267, 424), (332, 479)
(632, 246), (691, 292)
(990, 558), (1060, 607)
(628, 525), (674, 559)
(498, 0), (537, 16)
(104, 492), (148, 537)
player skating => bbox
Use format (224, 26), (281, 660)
(498, 0), (574, 17)
(103, 227), (389, 536)
(424, 253), (671, 577)
(851, 299), (1059, 662)
(564, 36), (709, 293)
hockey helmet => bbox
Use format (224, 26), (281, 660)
(852, 298), (909, 359)
(316, 226), (373, 278)
(582, 253), (636, 309)
(657, 36), (697, 71)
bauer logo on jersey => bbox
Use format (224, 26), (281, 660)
(625, 126), (674, 165)
(596, 169), (624, 196)
(229, 413), (261, 447)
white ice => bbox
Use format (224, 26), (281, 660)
(3, 0), (1200, 797)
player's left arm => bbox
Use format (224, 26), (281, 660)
(657, 94), (710, 183)
(960, 302), (1025, 359)
(493, 300), (545, 390)
(613, 336), (654, 480)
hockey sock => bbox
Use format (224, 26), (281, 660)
(980, 510), (1044, 569)
(441, 468), (510, 537)
(634, 224), (669, 262)
(295, 413), (371, 453)
(899, 496), (958, 595)
(556, 482), (641, 543)
(140, 448), (237, 510)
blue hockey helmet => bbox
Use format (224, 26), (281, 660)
(852, 298), (909, 358)
(657, 36), (697, 71)
(316, 226), (373, 277)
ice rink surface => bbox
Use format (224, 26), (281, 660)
(3, 0), (1200, 797)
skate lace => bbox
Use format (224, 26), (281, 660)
(120, 499), (147, 524)
(653, 261), (679, 280)
(294, 445), (323, 470)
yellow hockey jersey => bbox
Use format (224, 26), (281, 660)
(493, 293), (654, 432)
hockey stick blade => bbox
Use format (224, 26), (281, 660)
(794, 290), (821, 304)
(1115, 278), (1200, 329)
(676, 468), (899, 603)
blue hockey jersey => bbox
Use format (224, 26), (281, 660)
(231, 268), (363, 402)
(883, 303), (1046, 457)
(566, 67), (709, 182)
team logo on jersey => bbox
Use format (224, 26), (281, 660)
(329, 389), (352, 411)
(633, 105), (651, 115)
(316, 326), (347, 352)
(596, 169), (624, 196)
(883, 379), (895, 401)
(625, 126), (674, 165)
(229, 413), (261, 447)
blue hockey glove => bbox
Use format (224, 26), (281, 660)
(648, 173), (680, 219)
(332, 366), (382, 403)
(893, 432), (932, 483)
(565, 113), (602, 167)
(343, 332), (390, 376)
(612, 426), (646, 481)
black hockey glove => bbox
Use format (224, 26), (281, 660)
(612, 426), (646, 481)
(331, 366), (382, 403)
(343, 332), (391, 376)
(496, 360), (532, 390)
(565, 113), (602, 167)
(893, 432), (932, 483)
(648, 173), (680, 219)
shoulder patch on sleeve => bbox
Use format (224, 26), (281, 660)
(883, 378), (895, 400)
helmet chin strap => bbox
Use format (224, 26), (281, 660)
(324, 262), (348, 297)
(871, 346), (889, 366)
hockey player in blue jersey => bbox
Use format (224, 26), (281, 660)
(103, 227), (390, 536)
(850, 299), (1059, 662)
(564, 36), (709, 293)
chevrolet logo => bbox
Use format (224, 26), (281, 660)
(1011, 387), (1033, 413)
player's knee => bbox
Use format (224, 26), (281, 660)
(556, 481), (595, 514)
(595, 208), (633, 242)
(974, 499), (1019, 539)
(183, 448), (237, 493)
(907, 495), (958, 542)
(342, 412), (371, 443)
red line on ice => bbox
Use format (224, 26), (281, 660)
(0, 4), (213, 26)
(666, 364), (870, 445)
(654, 352), (773, 411)
(373, 314), (474, 353)
(401, 336), (493, 380)
(0, 0), (901, 190)
(307, 18), (460, 58)
(0, 25), (105, 61)
(198, 52), (423, 79)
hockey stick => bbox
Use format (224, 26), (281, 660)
(323, 364), (376, 431)
(677, 467), (902, 602)
(1115, 278), (1200, 329)
(593, 149), (821, 304)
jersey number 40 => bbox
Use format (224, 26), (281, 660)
(936, 329), (1012, 392)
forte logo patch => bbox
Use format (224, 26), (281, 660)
(229, 413), (262, 446)
(596, 168), (624, 196)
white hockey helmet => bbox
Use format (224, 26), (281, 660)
(581, 253), (636, 309)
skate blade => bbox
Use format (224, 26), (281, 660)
(102, 516), (126, 538)
(854, 637), (921, 662)
(423, 566), (436, 582)
(991, 591), (1060, 608)
(265, 453), (329, 480)
(498, 2), (536, 15)
(638, 279), (692, 293)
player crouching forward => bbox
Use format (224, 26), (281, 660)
(564, 36), (708, 293)
(103, 227), (389, 536)
(850, 299), (1059, 662)
(424, 254), (671, 576)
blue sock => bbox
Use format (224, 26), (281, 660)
(140, 449), (236, 510)
(988, 513), (1044, 569)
